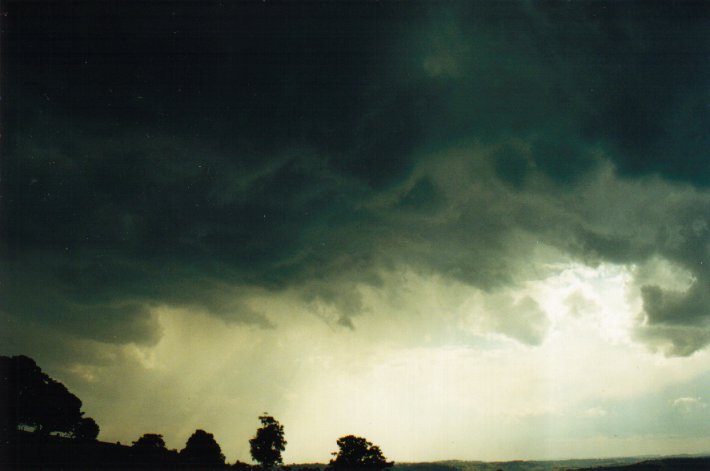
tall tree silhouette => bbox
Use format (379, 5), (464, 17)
(0, 355), (98, 439)
(180, 429), (225, 468)
(329, 435), (393, 470)
(249, 414), (286, 469)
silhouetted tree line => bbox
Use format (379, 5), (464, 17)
(1, 355), (393, 469)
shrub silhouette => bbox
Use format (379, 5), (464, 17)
(0, 355), (99, 439)
(133, 433), (167, 450)
(249, 414), (286, 469)
(74, 417), (99, 441)
(180, 429), (226, 468)
(329, 435), (393, 470)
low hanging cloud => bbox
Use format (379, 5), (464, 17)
(482, 295), (549, 346)
(2, 1), (710, 356)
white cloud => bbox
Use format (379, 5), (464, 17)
(672, 397), (707, 414)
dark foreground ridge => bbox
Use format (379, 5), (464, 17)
(2, 432), (178, 469)
(2, 437), (709, 471)
(2, 432), (709, 470)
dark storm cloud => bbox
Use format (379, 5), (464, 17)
(2, 1), (709, 353)
(633, 207), (710, 356)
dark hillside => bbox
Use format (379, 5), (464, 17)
(1, 431), (185, 469)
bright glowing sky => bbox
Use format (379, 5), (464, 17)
(2, 0), (710, 464)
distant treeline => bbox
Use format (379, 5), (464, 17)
(572, 457), (710, 471)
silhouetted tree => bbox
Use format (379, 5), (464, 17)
(249, 414), (286, 469)
(329, 435), (393, 470)
(73, 416), (99, 441)
(0, 355), (98, 439)
(133, 433), (167, 450)
(181, 429), (225, 468)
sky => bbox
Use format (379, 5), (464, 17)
(2, 0), (710, 464)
